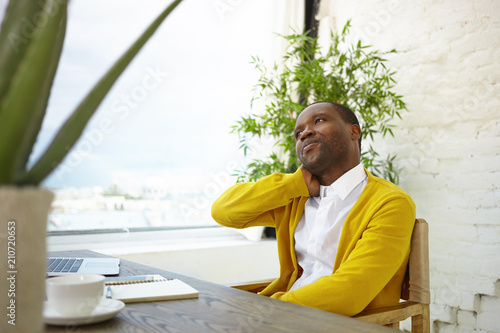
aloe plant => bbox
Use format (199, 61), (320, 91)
(0, 0), (183, 186)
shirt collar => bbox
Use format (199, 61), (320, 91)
(319, 164), (367, 201)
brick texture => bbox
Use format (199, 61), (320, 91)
(319, 0), (500, 332)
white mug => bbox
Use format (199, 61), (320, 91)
(46, 274), (105, 316)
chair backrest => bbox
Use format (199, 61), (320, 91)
(401, 218), (430, 304)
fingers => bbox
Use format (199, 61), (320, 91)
(300, 165), (320, 197)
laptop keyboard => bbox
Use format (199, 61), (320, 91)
(47, 258), (84, 273)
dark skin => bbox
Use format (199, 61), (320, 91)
(294, 102), (362, 196)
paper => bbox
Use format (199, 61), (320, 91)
(108, 278), (199, 303)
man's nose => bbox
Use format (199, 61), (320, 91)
(299, 128), (314, 141)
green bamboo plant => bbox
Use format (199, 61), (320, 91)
(0, 0), (183, 186)
(232, 21), (407, 184)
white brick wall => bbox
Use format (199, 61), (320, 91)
(320, 0), (500, 332)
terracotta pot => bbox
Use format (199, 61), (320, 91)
(0, 187), (54, 333)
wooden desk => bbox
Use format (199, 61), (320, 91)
(46, 250), (396, 333)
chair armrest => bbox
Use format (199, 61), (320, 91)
(227, 279), (274, 293)
(354, 301), (425, 324)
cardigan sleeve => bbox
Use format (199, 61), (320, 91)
(211, 168), (309, 229)
(270, 194), (416, 316)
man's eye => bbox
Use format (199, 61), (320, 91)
(315, 118), (325, 124)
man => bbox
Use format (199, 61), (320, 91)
(211, 101), (415, 316)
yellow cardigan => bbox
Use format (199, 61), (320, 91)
(211, 168), (416, 316)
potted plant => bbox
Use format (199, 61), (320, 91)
(0, 0), (182, 331)
(232, 21), (407, 185)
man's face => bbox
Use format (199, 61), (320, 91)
(294, 103), (357, 176)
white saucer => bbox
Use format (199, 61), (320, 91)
(44, 298), (125, 326)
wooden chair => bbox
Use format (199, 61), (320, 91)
(230, 218), (430, 332)
(354, 218), (430, 332)
(231, 279), (274, 294)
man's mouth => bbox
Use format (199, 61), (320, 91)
(302, 141), (319, 153)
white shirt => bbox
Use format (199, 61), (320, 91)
(289, 164), (368, 291)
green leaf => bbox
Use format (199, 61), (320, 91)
(0, 0), (67, 184)
(18, 2), (67, 178)
(18, 0), (184, 185)
(0, 0), (48, 107)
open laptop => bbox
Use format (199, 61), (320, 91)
(46, 257), (120, 276)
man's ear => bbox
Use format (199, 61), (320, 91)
(351, 124), (361, 141)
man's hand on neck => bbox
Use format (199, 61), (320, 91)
(300, 165), (320, 197)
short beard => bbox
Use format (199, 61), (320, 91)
(299, 134), (349, 179)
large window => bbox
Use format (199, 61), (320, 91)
(16, 0), (300, 233)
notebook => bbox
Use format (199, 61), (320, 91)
(105, 275), (199, 303)
(46, 257), (120, 276)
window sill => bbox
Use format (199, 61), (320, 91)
(47, 227), (279, 284)
(48, 226), (248, 253)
